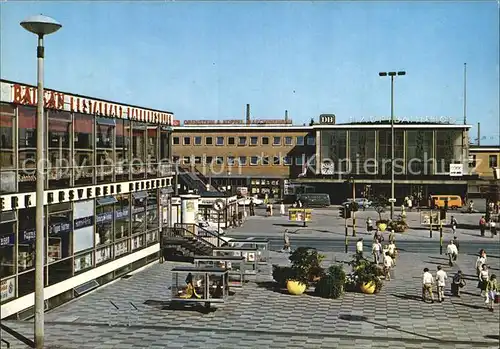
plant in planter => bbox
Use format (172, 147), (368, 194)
(286, 247), (325, 294)
(389, 219), (408, 233)
(348, 256), (383, 294)
(373, 196), (390, 231)
(272, 265), (294, 289)
(314, 264), (346, 299)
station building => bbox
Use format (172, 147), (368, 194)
(468, 146), (500, 203)
(0, 79), (176, 319)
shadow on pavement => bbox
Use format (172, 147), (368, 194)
(143, 299), (217, 314)
(453, 302), (487, 310)
(484, 335), (500, 340)
(459, 291), (482, 298)
(391, 293), (423, 302)
(255, 281), (288, 294)
(273, 223), (304, 228)
(423, 260), (448, 266)
(427, 256), (449, 261)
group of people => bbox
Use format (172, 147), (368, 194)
(421, 248), (499, 312)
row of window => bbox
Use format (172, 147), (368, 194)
(174, 155), (316, 166)
(468, 154), (498, 168)
(172, 135), (315, 147)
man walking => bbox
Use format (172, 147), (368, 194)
(356, 238), (364, 259)
(435, 265), (448, 302)
(451, 270), (466, 297)
(479, 215), (486, 237)
(422, 268), (435, 303)
(383, 251), (394, 281)
(249, 199), (255, 216)
(283, 229), (291, 253)
(450, 216), (458, 235)
(446, 240), (458, 266)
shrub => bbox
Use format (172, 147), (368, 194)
(289, 247), (325, 285)
(348, 256), (384, 293)
(314, 264), (346, 299)
(272, 265), (294, 288)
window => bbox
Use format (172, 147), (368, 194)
(262, 137), (269, 145)
(228, 137), (235, 145)
(285, 136), (293, 146)
(307, 155), (316, 166)
(262, 156), (269, 165)
(183, 137), (191, 145)
(115, 120), (130, 181)
(216, 156), (224, 165)
(132, 123), (146, 178)
(228, 156), (235, 165)
(48, 208), (73, 261)
(96, 196), (116, 247)
(239, 136), (247, 146)
(238, 156), (247, 165)
(147, 127), (158, 163)
(250, 156), (259, 165)
(307, 136), (316, 146)
(18, 106), (38, 172)
(0, 103), (15, 170)
(0, 213), (16, 278)
(283, 156), (292, 165)
(194, 156), (201, 164)
(146, 190), (158, 232)
(273, 156), (280, 165)
(17, 208), (37, 273)
(114, 194), (130, 241)
(250, 136), (258, 146)
(173, 137), (180, 145)
(183, 156), (191, 164)
(295, 156), (304, 166)
(216, 137), (224, 146)
(205, 156), (213, 164)
(194, 136), (202, 145)
(132, 191), (147, 235)
(490, 155), (498, 168)
(273, 137), (281, 145)
(296, 136), (305, 146)
(469, 155), (477, 167)
(206, 136), (213, 145)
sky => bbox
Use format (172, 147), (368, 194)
(1, 1), (499, 145)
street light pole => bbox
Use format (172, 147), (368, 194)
(20, 15), (62, 349)
(379, 71), (406, 221)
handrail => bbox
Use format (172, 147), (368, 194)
(175, 223), (226, 247)
(0, 324), (33, 348)
(1, 338), (11, 348)
(163, 226), (216, 250)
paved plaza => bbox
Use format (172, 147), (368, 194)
(2, 245), (499, 348)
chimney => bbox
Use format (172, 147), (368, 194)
(477, 122), (480, 146)
(246, 104), (251, 124)
(285, 110), (288, 123)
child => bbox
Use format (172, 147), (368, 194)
(486, 274), (498, 312)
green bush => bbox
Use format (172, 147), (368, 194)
(289, 247), (325, 285)
(272, 265), (294, 288)
(314, 264), (346, 299)
(348, 256), (384, 293)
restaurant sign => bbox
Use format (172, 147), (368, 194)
(183, 119), (292, 126)
(1, 80), (175, 126)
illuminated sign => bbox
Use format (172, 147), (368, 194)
(1, 81), (175, 126)
(320, 114), (336, 125)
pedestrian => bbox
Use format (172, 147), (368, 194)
(478, 264), (489, 298)
(490, 218), (497, 238)
(283, 229), (291, 253)
(383, 251), (394, 281)
(476, 249), (487, 277)
(422, 267), (435, 303)
(366, 217), (373, 233)
(279, 202), (286, 216)
(453, 236), (460, 252)
(356, 238), (364, 259)
(479, 216), (487, 237)
(435, 266), (447, 302)
(269, 203), (274, 216)
(450, 216), (458, 235)
(468, 200), (474, 213)
(407, 196), (413, 211)
(372, 240), (382, 264)
(249, 199), (255, 216)
(389, 229), (395, 244)
(451, 270), (466, 297)
(485, 274), (499, 312)
(446, 240), (458, 266)
(387, 240), (397, 265)
(266, 204), (271, 217)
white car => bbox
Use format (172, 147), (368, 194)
(239, 197), (264, 206)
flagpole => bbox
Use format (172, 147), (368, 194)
(463, 63), (467, 125)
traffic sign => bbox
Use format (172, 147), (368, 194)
(388, 198), (396, 203)
(212, 199), (225, 212)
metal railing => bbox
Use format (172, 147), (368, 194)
(175, 223), (226, 247)
(163, 226), (216, 253)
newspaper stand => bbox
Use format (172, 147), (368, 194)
(170, 266), (229, 309)
(212, 246), (259, 274)
(193, 255), (246, 288)
(227, 238), (270, 265)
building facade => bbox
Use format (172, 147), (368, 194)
(172, 119), (316, 199)
(467, 146), (500, 203)
(0, 79), (175, 319)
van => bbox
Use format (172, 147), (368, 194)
(297, 193), (331, 208)
(430, 195), (463, 209)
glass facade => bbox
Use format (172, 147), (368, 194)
(0, 98), (173, 307)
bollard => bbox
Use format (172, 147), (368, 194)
(345, 224), (348, 253)
(439, 222), (443, 255)
(429, 222), (433, 239)
(352, 216), (356, 237)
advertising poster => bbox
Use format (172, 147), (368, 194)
(1, 277), (15, 302)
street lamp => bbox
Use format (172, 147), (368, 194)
(20, 14), (62, 349)
(378, 71), (406, 220)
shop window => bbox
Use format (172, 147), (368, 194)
(228, 156), (235, 166)
(250, 137), (258, 146)
(250, 156), (259, 165)
(194, 136), (202, 145)
(114, 194), (130, 240)
(132, 191), (147, 235)
(18, 270), (35, 298)
(184, 136), (191, 145)
(205, 156), (213, 164)
(306, 135), (316, 146)
(194, 156), (202, 164)
(96, 245), (113, 265)
(228, 137), (235, 145)
(262, 137), (269, 145)
(146, 189), (158, 231)
(0, 103), (15, 169)
(173, 137), (180, 145)
(273, 156), (280, 165)
(273, 137), (281, 145)
(238, 156), (247, 165)
(262, 156), (269, 165)
(48, 258), (73, 286)
(238, 136), (247, 146)
(216, 136), (224, 146)
(74, 252), (93, 274)
(214, 156), (223, 165)
(296, 136), (305, 146)
(147, 127), (158, 163)
(73, 200), (94, 254)
(96, 196), (117, 246)
(48, 210), (72, 262)
(74, 113), (94, 186)
(183, 156), (191, 164)
(489, 155), (498, 168)
(0, 213), (16, 278)
(285, 136), (293, 146)
(206, 136), (213, 145)
(114, 239), (129, 258)
(283, 156), (292, 165)
(17, 208), (37, 273)
(295, 156), (304, 166)
(116, 119), (130, 181)
(131, 234), (145, 251)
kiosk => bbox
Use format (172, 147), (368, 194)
(170, 266), (229, 309)
(212, 247), (259, 274)
(193, 255), (246, 287)
(227, 238), (270, 265)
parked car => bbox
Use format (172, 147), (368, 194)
(296, 193), (331, 207)
(239, 197), (264, 206)
(347, 198), (372, 209)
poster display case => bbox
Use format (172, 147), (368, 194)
(193, 255), (245, 287)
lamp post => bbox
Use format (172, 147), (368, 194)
(378, 71), (406, 220)
(20, 14), (62, 349)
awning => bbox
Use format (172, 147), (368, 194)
(96, 117), (116, 126)
(161, 188), (174, 194)
(132, 191), (148, 200)
(96, 196), (118, 206)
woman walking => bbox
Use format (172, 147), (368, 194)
(485, 274), (499, 312)
(478, 264), (489, 298)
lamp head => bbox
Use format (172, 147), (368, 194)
(20, 14), (62, 36)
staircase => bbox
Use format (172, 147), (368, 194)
(161, 226), (215, 261)
(178, 166), (218, 194)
